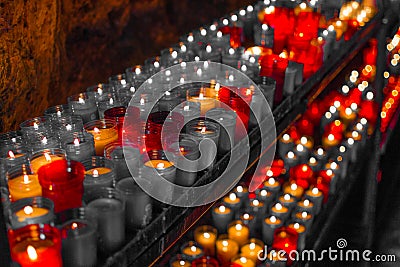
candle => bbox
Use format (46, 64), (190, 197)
(86, 83), (113, 101)
(283, 182), (304, 200)
(1, 150), (28, 179)
(68, 93), (99, 123)
(211, 204), (234, 234)
(239, 212), (256, 237)
(288, 222), (307, 252)
(278, 194), (296, 211)
(240, 238), (264, 264)
(205, 108), (237, 155)
(142, 158), (176, 183)
(262, 215), (283, 245)
(191, 256), (219, 267)
(158, 90), (182, 112)
(186, 120), (220, 171)
(44, 104), (71, 119)
(216, 236), (239, 264)
(278, 134), (294, 159)
(272, 227), (298, 260)
(10, 197), (54, 229)
(194, 225), (218, 256)
(38, 159), (85, 213)
(85, 187), (125, 253)
(305, 187), (323, 214)
(188, 90), (217, 116)
(284, 151), (298, 169)
(83, 157), (115, 192)
(264, 250), (287, 267)
(294, 144), (309, 164)
(105, 142), (140, 180)
(232, 255), (255, 267)
(181, 241), (204, 261)
(200, 44), (222, 62)
(248, 199), (265, 226)
(84, 119), (119, 156)
(175, 102), (201, 125)
(222, 47), (242, 68)
(29, 149), (66, 174)
(293, 211), (313, 230)
(59, 209), (97, 267)
(290, 164), (313, 189)
(8, 224), (62, 267)
(104, 106), (127, 140)
(223, 193), (241, 216)
(62, 132), (95, 163)
(255, 189), (273, 209)
(169, 255), (192, 267)
(308, 156), (319, 172)
(97, 94), (121, 119)
(257, 76), (276, 109)
(116, 177), (152, 229)
(233, 185), (249, 201)
(296, 199), (315, 215)
(312, 147), (327, 166)
(7, 167), (42, 201)
(19, 116), (51, 141)
(270, 203), (289, 222)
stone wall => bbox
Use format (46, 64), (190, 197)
(0, 0), (252, 132)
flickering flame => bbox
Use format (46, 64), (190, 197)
(200, 127), (207, 134)
(243, 213), (250, 220)
(27, 245), (38, 261)
(317, 148), (324, 155)
(276, 203), (283, 210)
(268, 177), (275, 185)
(366, 92), (374, 100)
(228, 193), (237, 201)
(120, 79), (127, 85)
(140, 98), (145, 105)
(291, 183), (298, 191)
(384, 71), (390, 79)
(249, 242), (256, 250)
(239, 9), (246, 16)
(222, 240), (229, 247)
(287, 151), (295, 159)
(235, 223), (243, 230)
(334, 120), (341, 127)
(302, 211), (308, 218)
(350, 76), (357, 83)
(266, 170), (274, 177)
(326, 169), (333, 176)
(219, 205), (226, 213)
(8, 151), (15, 159)
(190, 245), (197, 253)
(304, 199), (310, 206)
(252, 199), (260, 206)
(24, 174), (30, 184)
(348, 138), (355, 145)
(57, 110), (62, 117)
(339, 146), (346, 153)
(300, 2), (307, 9)
(210, 24), (217, 31)
(269, 215), (277, 223)
(187, 35), (194, 42)
(44, 153), (52, 162)
(312, 187), (319, 195)
(217, 31), (223, 38)
(236, 185), (243, 193)
(71, 222), (78, 230)
(92, 169), (99, 177)
(156, 162), (165, 169)
(109, 98), (114, 105)
(325, 112), (332, 119)
(200, 28), (207, 36)
(284, 194), (291, 201)
(334, 101), (341, 108)
(283, 134), (290, 141)
(261, 190), (268, 197)
(93, 127), (100, 134)
(249, 56), (256, 64)
(328, 134), (335, 141)
(206, 45), (212, 53)
(265, 6), (275, 14)
(342, 85), (350, 94)
(196, 68), (202, 77)
(203, 232), (211, 239)
(241, 65), (248, 72)
(247, 5), (253, 12)
(351, 103), (358, 111)
(23, 206), (33, 215)
(262, 24), (269, 31)
(33, 122), (39, 130)
(171, 50), (178, 59)
(352, 131), (359, 139)
(329, 106), (337, 114)
(331, 162), (338, 169)
(179, 77), (185, 84)
(240, 257), (247, 264)
(309, 157), (317, 164)
(78, 97), (85, 104)
(294, 222), (300, 229)
(296, 144), (304, 152)
(279, 51), (288, 59)
(154, 61), (160, 68)
(300, 137), (308, 145)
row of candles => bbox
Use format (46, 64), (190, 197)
(167, 41), (381, 266)
(0, 1), (379, 266)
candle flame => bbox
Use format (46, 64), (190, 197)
(204, 232), (210, 239)
(284, 194), (291, 201)
(325, 112), (332, 119)
(282, 134), (290, 141)
(302, 211), (308, 218)
(222, 240), (229, 247)
(229, 193), (237, 201)
(109, 98), (114, 105)
(270, 215), (277, 223)
(304, 199), (310, 206)
(291, 183), (298, 191)
(240, 257), (247, 264)
(342, 85), (350, 94)
(287, 151), (295, 159)
(275, 203), (283, 210)
(190, 246), (197, 252)
(249, 243), (256, 250)
(268, 177), (275, 185)
(92, 169), (99, 177)
(23, 174), (30, 184)
(243, 213), (250, 220)
(228, 48), (235, 55)
(279, 51), (288, 59)
(312, 187), (319, 195)
(201, 28), (207, 36)
(328, 134), (335, 141)
(236, 185), (243, 192)
(266, 170), (274, 177)
(41, 137), (48, 145)
(217, 31), (223, 38)
(179, 261), (186, 266)
(44, 153), (52, 162)
(200, 127), (206, 134)
(294, 222), (300, 229)
(8, 151), (15, 159)
(56, 110), (62, 117)
(24, 206), (33, 215)
(309, 157), (317, 164)
(333, 101), (341, 108)
(156, 162), (165, 169)
(73, 138), (80, 146)
(246, 88), (252, 96)
(241, 65), (248, 72)
(252, 199), (260, 206)
(27, 245), (38, 261)
(296, 144), (304, 152)
(235, 223), (243, 230)
(71, 222), (78, 230)
(78, 97), (85, 104)
(219, 205), (226, 213)
(300, 137), (308, 145)
(261, 189), (268, 197)
(317, 148), (324, 155)
(187, 35), (194, 42)
(93, 127), (100, 134)
(300, 2), (307, 9)
(183, 105), (190, 111)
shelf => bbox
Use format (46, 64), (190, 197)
(98, 11), (384, 267)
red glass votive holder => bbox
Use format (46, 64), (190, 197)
(192, 256), (220, 267)
(272, 226), (298, 264)
(104, 106), (127, 141)
(8, 224), (62, 267)
(38, 159), (85, 213)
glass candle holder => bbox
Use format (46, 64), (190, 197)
(104, 106), (126, 141)
(84, 187), (125, 254)
(38, 159), (85, 213)
(125, 65), (149, 87)
(68, 93), (99, 124)
(194, 225), (218, 256)
(191, 256), (220, 267)
(228, 220), (250, 247)
(7, 164), (42, 202)
(206, 108), (237, 155)
(51, 115), (84, 139)
(199, 44), (222, 62)
(56, 207), (98, 267)
(28, 134), (61, 154)
(61, 131), (95, 163)
(0, 147), (29, 185)
(10, 197), (54, 229)
(8, 224), (62, 267)
(166, 137), (199, 187)
(169, 254), (192, 267)
(97, 93), (121, 119)
(1, 186), (11, 221)
(270, 202), (290, 222)
(158, 90), (182, 112)
(29, 148), (66, 174)
(221, 47), (242, 68)
(108, 73), (129, 89)
(304, 187), (323, 214)
(187, 87), (217, 116)
(180, 241), (204, 262)
(186, 120), (220, 171)
(257, 76), (276, 110)
(144, 56), (163, 76)
(86, 83), (114, 101)
(84, 119), (119, 156)
(141, 150), (176, 183)
(174, 102), (201, 126)
(211, 203), (234, 234)
(222, 192), (241, 217)
(20, 116), (52, 140)
(82, 156), (116, 192)
(116, 177), (152, 229)
(44, 104), (71, 120)
(104, 142), (140, 180)
(240, 238), (264, 264)
(216, 234), (239, 265)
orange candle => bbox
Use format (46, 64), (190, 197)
(30, 153), (64, 174)
(216, 236), (239, 264)
(271, 203), (289, 222)
(240, 238), (264, 264)
(194, 225), (217, 256)
(283, 182), (304, 199)
(305, 187), (323, 214)
(85, 120), (119, 156)
(228, 221), (250, 247)
(8, 174), (42, 201)
(232, 255), (256, 267)
(181, 241), (204, 261)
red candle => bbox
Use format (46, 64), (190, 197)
(8, 224), (62, 267)
(272, 226), (298, 264)
(303, 101), (324, 125)
(290, 164), (314, 189)
(296, 118), (314, 137)
(37, 159), (85, 213)
(192, 256), (220, 267)
(104, 106), (127, 141)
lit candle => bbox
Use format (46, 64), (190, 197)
(62, 133), (95, 163)
(283, 182), (304, 200)
(68, 93), (99, 123)
(222, 47), (242, 68)
(255, 189), (273, 209)
(7, 169), (42, 201)
(284, 151), (298, 169)
(232, 255), (256, 267)
(278, 194), (296, 211)
(30, 149), (65, 174)
(296, 199), (315, 215)
(312, 147), (327, 166)
(248, 199), (265, 226)
(293, 211), (313, 230)
(278, 133), (294, 159)
(239, 212), (257, 237)
(181, 241), (204, 261)
(294, 144), (309, 164)
(142, 159), (176, 183)
(212, 204), (234, 234)
(169, 255), (192, 267)
(1, 150), (28, 174)
(270, 203), (289, 222)
(216, 236), (239, 264)
(233, 185), (249, 201)
(104, 143), (140, 181)
(8, 224), (62, 267)
(263, 176), (281, 197)
(223, 193), (241, 216)
(85, 187), (125, 253)
(289, 164), (313, 189)
(272, 227), (298, 260)
(188, 91), (217, 116)
(288, 223), (307, 252)
(84, 119), (119, 156)
(83, 157), (115, 192)
(305, 187), (323, 214)
(240, 238), (264, 264)
(194, 225), (218, 256)
(308, 156), (319, 172)
(262, 215), (283, 245)
(175, 103), (201, 125)
(10, 197), (54, 229)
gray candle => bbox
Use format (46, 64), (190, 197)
(296, 199), (315, 215)
(175, 102), (201, 126)
(257, 76), (276, 109)
(97, 93), (121, 119)
(222, 192), (242, 217)
(262, 215), (283, 245)
(62, 132), (95, 163)
(248, 87), (267, 128)
(254, 23), (274, 48)
(277, 193), (297, 211)
(289, 222), (307, 252)
(278, 133), (294, 159)
(305, 187), (323, 214)
(68, 93), (99, 124)
(205, 108), (236, 155)
(85, 188), (125, 254)
(105, 143), (140, 181)
(200, 44), (221, 62)
(116, 177), (152, 229)
(59, 208), (98, 267)
(10, 197), (54, 229)
(294, 144), (309, 164)
(283, 66), (297, 97)
(158, 91), (182, 112)
(82, 157), (116, 192)
(293, 211), (314, 230)
(221, 47), (242, 68)
(211, 203), (234, 234)
(255, 188), (274, 210)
